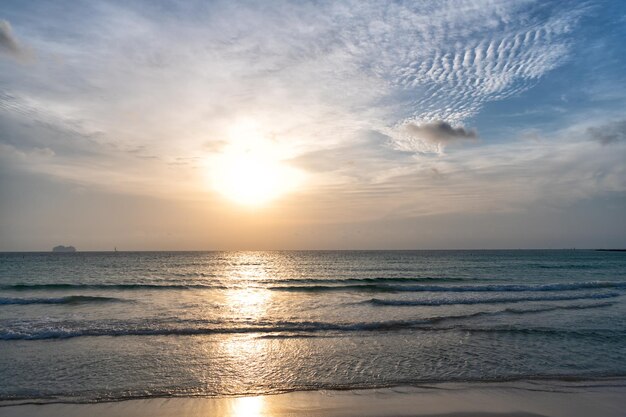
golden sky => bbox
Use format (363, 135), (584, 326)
(1, 1), (625, 250)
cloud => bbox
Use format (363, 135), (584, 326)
(388, 120), (478, 154)
(587, 119), (626, 145)
(0, 2), (584, 154)
(0, 20), (29, 61)
(0, 1), (607, 203)
(326, 1), (585, 152)
(405, 121), (478, 145)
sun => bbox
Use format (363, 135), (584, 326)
(208, 121), (304, 206)
(212, 150), (294, 206)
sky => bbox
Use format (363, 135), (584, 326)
(0, 0), (625, 250)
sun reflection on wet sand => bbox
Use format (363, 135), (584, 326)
(229, 395), (266, 417)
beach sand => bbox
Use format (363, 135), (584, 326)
(1, 379), (624, 417)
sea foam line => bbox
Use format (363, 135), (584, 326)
(0, 283), (228, 291)
(366, 292), (621, 306)
(0, 302), (615, 340)
(0, 277), (463, 291)
(272, 281), (626, 293)
(0, 295), (126, 305)
(3, 280), (625, 293)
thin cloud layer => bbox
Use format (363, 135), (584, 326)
(0, 0), (625, 249)
(0, 20), (29, 61)
(587, 119), (626, 145)
(0, 1), (612, 191)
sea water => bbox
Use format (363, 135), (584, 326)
(0, 250), (625, 403)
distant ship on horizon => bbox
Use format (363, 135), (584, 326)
(52, 245), (76, 253)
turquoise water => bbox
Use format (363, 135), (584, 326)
(0, 250), (625, 403)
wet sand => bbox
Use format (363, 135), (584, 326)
(1, 379), (625, 417)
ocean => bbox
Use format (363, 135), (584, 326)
(1, 250), (625, 404)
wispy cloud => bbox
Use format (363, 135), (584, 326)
(587, 119), (626, 145)
(0, 20), (30, 61)
(0, 0), (622, 219)
(291, 124), (626, 223)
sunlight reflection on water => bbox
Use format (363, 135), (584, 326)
(212, 253), (276, 395)
(2, 250), (625, 402)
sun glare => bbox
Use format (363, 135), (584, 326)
(209, 121), (303, 206)
(231, 396), (265, 417)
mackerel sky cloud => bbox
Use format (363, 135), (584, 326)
(0, 0), (625, 250)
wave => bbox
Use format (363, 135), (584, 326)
(0, 301), (614, 340)
(0, 277), (465, 291)
(0, 295), (126, 305)
(272, 281), (626, 293)
(536, 264), (599, 270)
(0, 283), (228, 291)
(502, 302), (615, 314)
(0, 320), (435, 340)
(4, 375), (626, 406)
(3, 280), (625, 294)
(265, 276), (469, 284)
(367, 292), (621, 306)
(443, 326), (626, 340)
(408, 302), (616, 325)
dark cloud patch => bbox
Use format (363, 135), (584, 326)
(587, 120), (626, 145)
(0, 20), (28, 61)
(405, 121), (478, 145)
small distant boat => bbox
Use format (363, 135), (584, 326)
(52, 245), (76, 253)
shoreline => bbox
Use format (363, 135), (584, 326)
(1, 379), (625, 417)
(2, 374), (626, 407)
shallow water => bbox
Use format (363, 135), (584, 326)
(1, 250), (625, 403)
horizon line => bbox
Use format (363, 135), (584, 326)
(2, 248), (624, 253)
